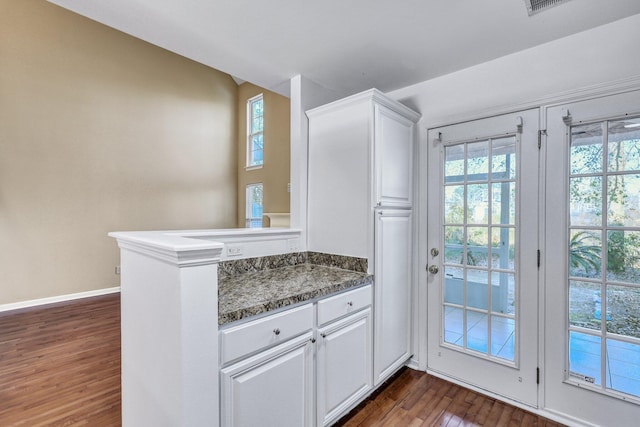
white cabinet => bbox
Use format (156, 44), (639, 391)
(374, 104), (415, 208)
(307, 89), (419, 388)
(219, 286), (375, 427)
(316, 308), (372, 426)
(219, 304), (314, 427)
(220, 333), (314, 427)
(374, 210), (412, 385)
(307, 88), (420, 259)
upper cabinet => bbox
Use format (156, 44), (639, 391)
(374, 104), (416, 208)
(307, 89), (420, 260)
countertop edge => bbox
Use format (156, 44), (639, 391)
(219, 275), (373, 326)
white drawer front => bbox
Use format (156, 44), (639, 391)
(220, 303), (314, 365)
(317, 285), (372, 327)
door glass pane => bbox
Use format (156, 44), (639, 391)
(444, 266), (464, 305)
(491, 272), (515, 315)
(491, 182), (515, 225)
(607, 230), (640, 284)
(606, 285), (640, 338)
(467, 227), (489, 267)
(467, 141), (489, 179)
(444, 226), (464, 265)
(569, 281), (601, 331)
(491, 316), (515, 360)
(442, 137), (517, 362)
(445, 144), (465, 183)
(445, 185), (465, 224)
(444, 306), (464, 347)
(568, 117), (640, 400)
(569, 230), (602, 279)
(467, 184), (489, 225)
(491, 137), (516, 179)
(571, 123), (603, 174)
(607, 175), (640, 227)
(467, 311), (488, 353)
(466, 269), (489, 310)
(608, 119), (640, 173)
(491, 227), (515, 270)
(569, 176), (602, 227)
(569, 331), (602, 386)
(607, 339), (640, 397)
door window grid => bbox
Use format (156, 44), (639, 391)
(442, 136), (518, 364)
(568, 116), (640, 401)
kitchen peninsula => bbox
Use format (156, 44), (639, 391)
(110, 228), (373, 427)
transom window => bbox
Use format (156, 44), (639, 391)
(568, 116), (640, 400)
(442, 136), (518, 363)
(247, 94), (264, 168)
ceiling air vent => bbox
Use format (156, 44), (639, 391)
(524, 0), (573, 16)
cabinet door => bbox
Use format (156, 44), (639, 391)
(317, 308), (372, 426)
(374, 104), (414, 208)
(220, 333), (314, 427)
(374, 209), (412, 385)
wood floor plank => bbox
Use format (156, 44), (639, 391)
(0, 294), (120, 426)
(1, 294), (566, 427)
(336, 368), (566, 427)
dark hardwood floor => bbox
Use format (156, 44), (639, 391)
(0, 293), (563, 426)
(0, 294), (121, 426)
(336, 368), (564, 427)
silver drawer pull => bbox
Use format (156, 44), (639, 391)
(320, 333), (326, 338)
(347, 301), (353, 307)
(273, 328), (281, 336)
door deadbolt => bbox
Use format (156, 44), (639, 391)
(430, 248), (439, 257)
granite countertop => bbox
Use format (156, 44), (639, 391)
(218, 262), (373, 325)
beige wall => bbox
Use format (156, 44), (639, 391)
(0, 0), (238, 305)
(237, 83), (290, 227)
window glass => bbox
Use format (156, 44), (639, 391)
(245, 183), (263, 228)
(247, 95), (264, 167)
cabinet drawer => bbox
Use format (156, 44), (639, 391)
(220, 303), (314, 365)
(317, 285), (372, 327)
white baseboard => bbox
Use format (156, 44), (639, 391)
(0, 287), (121, 313)
(406, 358), (421, 371)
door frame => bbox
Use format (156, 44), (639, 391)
(541, 89), (640, 426)
(413, 79), (640, 426)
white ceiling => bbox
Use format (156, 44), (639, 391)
(48, 0), (640, 97)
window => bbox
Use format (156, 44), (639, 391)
(247, 94), (264, 168)
(568, 116), (640, 400)
(246, 183), (263, 228)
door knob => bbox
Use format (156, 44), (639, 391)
(428, 265), (439, 274)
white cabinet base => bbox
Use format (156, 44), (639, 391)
(220, 333), (314, 427)
(317, 308), (373, 426)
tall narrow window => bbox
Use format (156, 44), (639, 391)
(246, 183), (263, 228)
(568, 116), (640, 400)
(247, 94), (264, 168)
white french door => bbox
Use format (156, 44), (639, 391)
(425, 109), (539, 407)
(544, 90), (640, 426)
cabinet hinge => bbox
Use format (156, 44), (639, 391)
(536, 367), (540, 385)
(537, 250), (541, 268)
(538, 130), (547, 150)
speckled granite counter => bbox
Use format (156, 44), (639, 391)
(218, 253), (372, 325)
